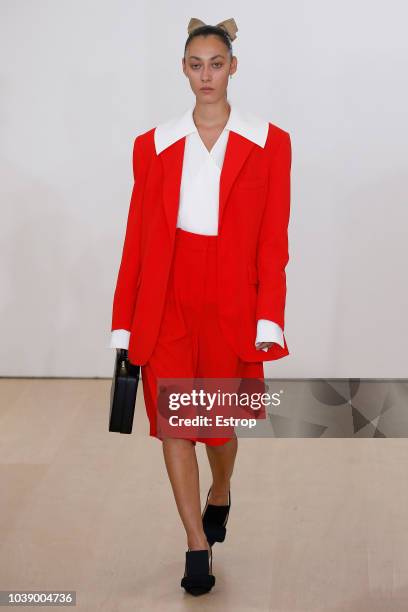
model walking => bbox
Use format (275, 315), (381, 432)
(109, 17), (292, 596)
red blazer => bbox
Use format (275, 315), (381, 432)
(111, 122), (291, 365)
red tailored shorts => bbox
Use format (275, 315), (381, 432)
(141, 227), (264, 446)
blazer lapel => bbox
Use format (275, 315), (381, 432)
(218, 131), (256, 231)
(159, 131), (256, 236)
(160, 136), (186, 238)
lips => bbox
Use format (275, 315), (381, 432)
(201, 88), (214, 91)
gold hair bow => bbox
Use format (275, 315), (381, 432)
(187, 17), (238, 41)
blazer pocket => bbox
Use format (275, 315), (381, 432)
(247, 263), (259, 285)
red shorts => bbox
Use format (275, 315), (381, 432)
(141, 227), (264, 446)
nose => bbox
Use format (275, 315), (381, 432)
(201, 65), (211, 81)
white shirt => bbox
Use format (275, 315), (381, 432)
(109, 102), (285, 352)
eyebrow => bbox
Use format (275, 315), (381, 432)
(188, 54), (225, 60)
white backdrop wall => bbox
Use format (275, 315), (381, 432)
(1, 0), (406, 377)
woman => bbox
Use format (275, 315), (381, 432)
(109, 17), (292, 596)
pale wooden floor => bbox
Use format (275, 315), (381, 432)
(1, 378), (408, 611)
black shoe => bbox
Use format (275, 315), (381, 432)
(202, 486), (231, 546)
(180, 547), (215, 596)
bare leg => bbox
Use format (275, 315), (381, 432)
(205, 436), (238, 505)
(162, 438), (210, 552)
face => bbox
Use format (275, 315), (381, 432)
(183, 34), (237, 103)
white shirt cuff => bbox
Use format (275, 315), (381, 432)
(255, 319), (285, 351)
(109, 329), (130, 349)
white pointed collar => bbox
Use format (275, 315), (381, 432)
(154, 102), (269, 155)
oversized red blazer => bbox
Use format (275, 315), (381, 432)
(111, 121), (292, 365)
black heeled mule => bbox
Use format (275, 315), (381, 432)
(180, 547), (215, 596)
(202, 486), (231, 546)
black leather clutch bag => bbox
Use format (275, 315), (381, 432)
(109, 348), (140, 434)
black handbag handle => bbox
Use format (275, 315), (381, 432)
(116, 347), (128, 359)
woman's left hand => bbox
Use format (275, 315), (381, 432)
(255, 342), (274, 350)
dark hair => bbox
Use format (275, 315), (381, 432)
(184, 25), (233, 58)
